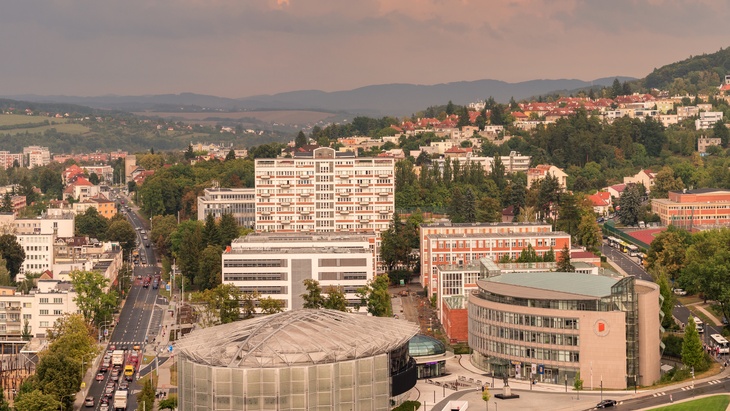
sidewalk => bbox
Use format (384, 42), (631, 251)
(688, 302), (724, 326)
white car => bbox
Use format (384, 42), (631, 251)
(673, 288), (687, 296)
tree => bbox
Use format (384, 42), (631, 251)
(556, 245), (574, 272)
(12, 389), (61, 411)
(150, 215), (178, 258)
(170, 220), (204, 284)
(573, 371), (583, 399)
(646, 228), (691, 281)
(185, 144), (195, 160)
(159, 395), (178, 411)
(0, 256), (10, 286)
(379, 213), (411, 272)
(0, 234), (25, 281)
(490, 156), (506, 191)
(651, 166), (684, 199)
(137, 378), (155, 411)
(88, 172), (100, 185)
(477, 197), (502, 223)
(0, 388), (10, 411)
(302, 279), (325, 309)
(69, 270), (117, 326)
(74, 207), (109, 239)
(202, 213), (221, 246)
(191, 284), (243, 326)
(462, 188), (477, 223)
(322, 286), (349, 312)
(448, 187), (466, 223)
(218, 213), (240, 246)
(106, 219), (136, 256)
(295, 130), (308, 148)
(576, 214), (602, 253)
(617, 183), (643, 226)
(259, 297), (285, 315)
(197, 245), (222, 290)
(482, 387), (492, 411)
(555, 192), (582, 238)
(22, 319), (32, 340)
(681, 316), (708, 372)
(358, 274), (392, 317)
(0, 192), (13, 212)
(713, 120), (729, 147)
(654, 269), (676, 330)
(225, 149), (236, 161)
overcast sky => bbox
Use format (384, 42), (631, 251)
(2, 0), (729, 98)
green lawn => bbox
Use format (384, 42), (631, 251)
(3, 122), (90, 135)
(0, 114), (56, 126)
(648, 395), (729, 410)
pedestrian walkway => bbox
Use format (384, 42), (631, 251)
(688, 302), (723, 326)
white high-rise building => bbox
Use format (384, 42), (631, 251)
(23, 146), (51, 168)
(0, 280), (79, 341)
(222, 232), (376, 312)
(254, 147), (395, 233)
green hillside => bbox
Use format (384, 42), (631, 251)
(641, 47), (730, 94)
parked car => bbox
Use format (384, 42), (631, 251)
(673, 288), (687, 296)
(596, 399), (617, 408)
(84, 397), (95, 407)
(95, 373), (105, 381)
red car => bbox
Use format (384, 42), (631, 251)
(95, 373), (104, 381)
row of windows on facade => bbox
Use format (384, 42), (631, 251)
(471, 339), (580, 363)
(254, 224), (389, 230)
(0, 309), (63, 317)
(223, 273), (368, 282)
(477, 291), (607, 312)
(258, 170), (393, 176)
(432, 238), (558, 249)
(471, 323), (580, 346)
(432, 251), (547, 263)
(471, 306), (580, 330)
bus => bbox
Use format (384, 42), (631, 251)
(627, 244), (640, 257)
(618, 241), (630, 253)
(709, 334), (729, 354)
(607, 236), (619, 248)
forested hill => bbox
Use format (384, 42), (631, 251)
(641, 47), (730, 94)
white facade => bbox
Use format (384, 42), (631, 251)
(17, 234), (54, 276)
(15, 213), (75, 237)
(695, 111), (724, 130)
(197, 187), (256, 228)
(222, 233), (376, 312)
(22, 146), (51, 168)
(254, 147), (394, 233)
(0, 280), (79, 341)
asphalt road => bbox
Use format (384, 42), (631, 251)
(588, 375), (730, 410)
(83, 192), (161, 411)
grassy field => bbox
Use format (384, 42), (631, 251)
(0, 113), (64, 126)
(3, 122), (90, 135)
(648, 394), (729, 410)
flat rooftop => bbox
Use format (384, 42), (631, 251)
(422, 222), (551, 228)
(427, 231), (568, 239)
(482, 272), (620, 300)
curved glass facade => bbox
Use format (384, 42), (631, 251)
(408, 334), (446, 357)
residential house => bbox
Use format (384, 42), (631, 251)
(623, 169), (655, 193)
(526, 164), (568, 189)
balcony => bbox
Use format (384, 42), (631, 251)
(359, 183), (370, 188)
(339, 192), (351, 197)
(379, 173), (390, 178)
(299, 211), (311, 215)
(261, 211), (271, 216)
(339, 210), (351, 215)
(378, 192), (390, 197)
(280, 184), (291, 189)
(260, 175), (271, 180)
(379, 209), (390, 214)
(299, 192), (311, 198)
(260, 192), (271, 198)
(359, 218), (370, 223)
(359, 201), (370, 206)
(339, 174), (351, 179)
(281, 201), (291, 207)
(281, 220), (291, 224)
(299, 174), (311, 179)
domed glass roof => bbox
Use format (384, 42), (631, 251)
(408, 334), (446, 357)
(176, 309), (419, 368)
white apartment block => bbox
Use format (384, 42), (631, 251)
(222, 233), (376, 312)
(15, 213), (75, 237)
(17, 233), (54, 276)
(254, 147), (394, 234)
(698, 137), (722, 154)
(197, 187), (256, 228)
(419, 222), (571, 297)
(23, 146), (51, 168)
(695, 111), (724, 130)
(432, 151), (531, 176)
(0, 280), (79, 341)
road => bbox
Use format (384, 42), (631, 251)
(83, 191), (162, 411)
(595, 375), (730, 410)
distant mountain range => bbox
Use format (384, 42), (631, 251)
(4, 77), (634, 117)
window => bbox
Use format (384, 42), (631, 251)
(40, 309), (49, 315)
(39, 298), (49, 304)
(54, 310), (62, 315)
(53, 298), (63, 304)
(40, 321), (49, 328)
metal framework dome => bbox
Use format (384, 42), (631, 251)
(176, 309), (419, 368)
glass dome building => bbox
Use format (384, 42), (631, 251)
(176, 309), (419, 410)
(408, 334), (454, 379)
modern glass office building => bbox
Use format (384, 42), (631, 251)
(468, 272), (661, 389)
(177, 309), (419, 411)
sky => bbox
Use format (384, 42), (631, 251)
(2, 0), (730, 98)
